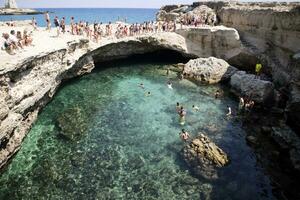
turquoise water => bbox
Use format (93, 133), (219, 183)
(0, 61), (274, 200)
(0, 8), (157, 26)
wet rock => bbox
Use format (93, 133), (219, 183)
(230, 71), (275, 104)
(246, 135), (258, 145)
(57, 107), (89, 141)
(261, 126), (272, 134)
(183, 57), (238, 84)
(183, 133), (229, 180)
(286, 83), (300, 134)
(271, 126), (300, 171)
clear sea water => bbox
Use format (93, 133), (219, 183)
(0, 58), (274, 200)
(0, 8), (157, 26)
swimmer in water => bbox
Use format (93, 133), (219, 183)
(167, 81), (173, 90)
(176, 102), (181, 112)
(178, 106), (186, 125)
(215, 90), (220, 99)
(192, 105), (200, 112)
(145, 91), (151, 97)
(226, 106), (232, 116)
(139, 83), (145, 89)
(179, 129), (190, 142)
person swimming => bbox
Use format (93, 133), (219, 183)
(179, 129), (190, 142)
(178, 106), (186, 125)
(145, 91), (151, 96)
(176, 102), (181, 112)
(226, 106), (232, 116)
(167, 81), (173, 89)
(192, 105), (200, 112)
(215, 90), (220, 99)
(139, 83), (145, 89)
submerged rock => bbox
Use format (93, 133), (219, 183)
(57, 107), (89, 141)
(183, 57), (237, 84)
(230, 71), (275, 104)
(183, 133), (229, 180)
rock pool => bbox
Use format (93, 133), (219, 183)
(0, 59), (274, 200)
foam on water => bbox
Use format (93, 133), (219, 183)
(0, 62), (274, 199)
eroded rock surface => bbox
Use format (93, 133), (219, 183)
(183, 57), (237, 84)
(230, 71), (275, 104)
(183, 133), (229, 180)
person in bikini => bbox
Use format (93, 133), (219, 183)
(179, 129), (190, 142)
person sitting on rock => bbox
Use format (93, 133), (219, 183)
(1, 33), (17, 55)
(179, 129), (190, 142)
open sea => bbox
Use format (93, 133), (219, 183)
(0, 8), (158, 26)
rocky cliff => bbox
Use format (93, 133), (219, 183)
(157, 1), (300, 133)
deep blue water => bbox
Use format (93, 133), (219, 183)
(0, 8), (157, 26)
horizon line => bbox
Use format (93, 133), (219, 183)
(12, 6), (160, 9)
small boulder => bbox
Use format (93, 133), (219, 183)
(183, 133), (229, 180)
(246, 135), (258, 145)
(183, 57), (237, 84)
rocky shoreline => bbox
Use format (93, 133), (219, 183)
(0, 8), (43, 15)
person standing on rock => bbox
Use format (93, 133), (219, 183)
(54, 16), (60, 37)
(31, 17), (37, 31)
(179, 129), (190, 142)
(255, 63), (262, 78)
(238, 97), (245, 113)
(45, 11), (51, 31)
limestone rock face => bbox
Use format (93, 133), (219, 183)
(183, 134), (229, 180)
(176, 26), (241, 60)
(156, 4), (217, 25)
(181, 5), (217, 25)
(230, 71), (275, 104)
(183, 57), (237, 84)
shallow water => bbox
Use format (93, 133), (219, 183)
(0, 61), (274, 200)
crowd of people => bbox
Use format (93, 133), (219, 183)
(179, 13), (217, 27)
(42, 12), (179, 41)
(1, 29), (33, 55)
(1, 11), (217, 55)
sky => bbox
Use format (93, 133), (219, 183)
(1, 0), (298, 9)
